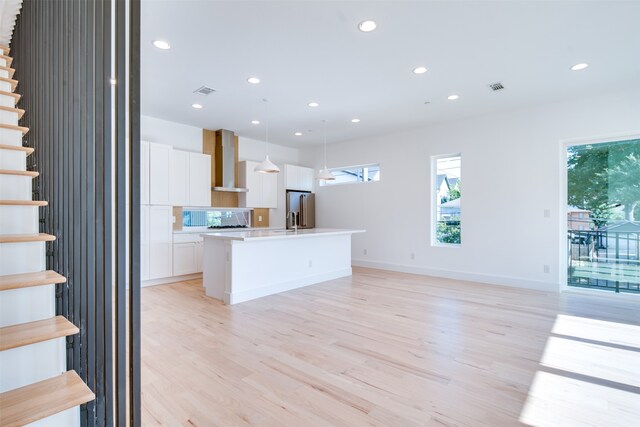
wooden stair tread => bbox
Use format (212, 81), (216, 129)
(0, 144), (33, 154)
(0, 105), (25, 119)
(0, 90), (19, 101)
(0, 169), (38, 177)
(0, 66), (15, 79)
(0, 270), (66, 291)
(0, 76), (17, 91)
(0, 316), (78, 351)
(0, 54), (12, 67)
(0, 45), (8, 55)
(0, 233), (56, 243)
(0, 370), (95, 427)
(0, 123), (28, 135)
(0, 200), (47, 206)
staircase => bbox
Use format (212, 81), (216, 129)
(0, 44), (94, 426)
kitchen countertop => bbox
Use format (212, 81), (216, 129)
(201, 228), (365, 242)
(175, 226), (277, 234)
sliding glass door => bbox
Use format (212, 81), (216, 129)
(566, 138), (640, 293)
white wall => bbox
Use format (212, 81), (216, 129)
(239, 136), (301, 228)
(299, 89), (640, 292)
(141, 115), (202, 152)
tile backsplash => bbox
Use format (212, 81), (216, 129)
(182, 209), (250, 228)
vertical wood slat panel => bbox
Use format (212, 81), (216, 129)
(8, 0), (140, 424)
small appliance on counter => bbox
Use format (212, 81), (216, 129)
(286, 191), (315, 229)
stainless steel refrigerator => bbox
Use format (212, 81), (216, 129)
(286, 191), (315, 229)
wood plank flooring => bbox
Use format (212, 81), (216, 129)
(141, 267), (640, 426)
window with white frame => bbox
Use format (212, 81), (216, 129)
(433, 154), (461, 245)
(319, 163), (381, 186)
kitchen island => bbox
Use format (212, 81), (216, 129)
(202, 228), (364, 304)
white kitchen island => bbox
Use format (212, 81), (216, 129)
(202, 228), (364, 304)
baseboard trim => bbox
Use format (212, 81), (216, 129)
(351, 260), (559, 293)
(142, 273), (203, 288)
(225, 268), (353, 305)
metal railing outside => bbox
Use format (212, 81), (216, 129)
(567, 229), (640, 293)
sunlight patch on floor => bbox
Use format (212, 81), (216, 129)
(519, 315), (640, 426)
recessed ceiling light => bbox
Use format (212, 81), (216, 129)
(358, 20), (377, 32)
(447, 94), (459, 100)
(251, 120), (260, 125)
(351, 118), (361, 123)
(247, 77), (260, 84)
(413, 66), (428, 74)
(191, 103), (203, 109)
(570, 63), (589, 71)
(294, 132), (303, 136)
(308, 102), (319, 108)
(152, 40), (171, 50)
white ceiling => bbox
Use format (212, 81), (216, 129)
(141, 0), (640, 148)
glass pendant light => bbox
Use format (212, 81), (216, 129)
(254, 98), (280, 173)
(318, 120), (335, 181)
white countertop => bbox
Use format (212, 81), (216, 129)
(175, 226), (278, 234)
(201, 228), (365, 242)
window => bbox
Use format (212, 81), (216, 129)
(433, 154), (461, 245)
(319, 163), (380, 186)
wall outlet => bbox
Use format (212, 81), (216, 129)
(308, 260), (313, 267)
(543, 264), (550, 274)
(258, 215), (262, 222)
(363, 249), (368, 255)
(543, 209), (550, 218)
(410, 252), (415, 260)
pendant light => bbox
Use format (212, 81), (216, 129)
(254, 98), (280, 173)
(318, 120), (335, 181)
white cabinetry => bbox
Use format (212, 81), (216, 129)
(169, 149), (190, 206)
(285, 164), (314, 192)
(188, 152), (211, 207)
(149, 143), (172, 205)
(168, 150), (210, 207)
(148, 205), (173, 280)
(141, 141), (150, 205)
(141, 205), (149, 280)
(239, 160), (277, 208)
(173, 233), (204, 276)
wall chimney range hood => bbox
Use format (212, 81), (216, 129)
(212, 129), (248, 193)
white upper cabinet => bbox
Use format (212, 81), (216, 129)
(148, 144), (210, 208)
(141, 141), (150, 205)
(188, 152), (211, 207)
(239, 160), (277, 208)
(170, 149), (190, 207)
(285, 164), (314, 192)
(149, 142), (172, 205)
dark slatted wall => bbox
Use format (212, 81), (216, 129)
(11, 0), (140, 425)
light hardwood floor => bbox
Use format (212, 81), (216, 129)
(141, 267), (640, 426)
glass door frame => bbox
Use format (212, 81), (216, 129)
(559, 131), (640, 295)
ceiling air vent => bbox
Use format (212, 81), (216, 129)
(194, 85), (216, 96)
(488, 82), (505, 92)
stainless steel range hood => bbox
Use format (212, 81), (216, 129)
(212, 129), (248, 193)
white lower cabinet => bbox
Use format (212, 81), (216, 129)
(195, 241), (204, 272)
(173, 243), (197, 276)
(141, 205), (150, 281)
(173, 233), (204, 276)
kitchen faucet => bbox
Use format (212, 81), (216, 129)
(286, 211), (298, 232)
